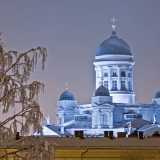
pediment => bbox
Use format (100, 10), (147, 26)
(92, 102), (114, 108)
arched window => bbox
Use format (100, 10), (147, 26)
(121, 71), (126, 77)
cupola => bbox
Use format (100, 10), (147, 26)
(59, 90), (74, 101)
(57, 83), (77, 109)
(92, 84), (112, 104)
(93, 85), (110, 97)
(96, 31), (132, 56)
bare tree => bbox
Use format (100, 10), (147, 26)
(0, 33), (55, 159)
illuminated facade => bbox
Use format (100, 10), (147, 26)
(43, 19), (160, 137)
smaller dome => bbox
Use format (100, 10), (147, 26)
(94, 85), (110, 96)
(59, 90), (75, 100)
(155, 90), (160, 99)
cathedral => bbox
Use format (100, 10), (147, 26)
(43, 18), (160, 137)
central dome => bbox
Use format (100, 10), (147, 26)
(96, 31), (132, 56)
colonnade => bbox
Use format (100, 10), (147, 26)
(95, 66), (134, 92)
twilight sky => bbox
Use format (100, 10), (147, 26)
(0, 0), (160, 124)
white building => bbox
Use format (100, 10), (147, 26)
(43, 19), (160, 137)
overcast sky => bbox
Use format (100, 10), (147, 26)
(0, 0), (160, 124)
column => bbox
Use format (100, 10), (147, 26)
(92, 111), (95, 128)
(117, 67), (121, 90)
(61, 114), (65, 124)
(131, 66), (134, 91)
(57, 114), (60, 125)
(59, 116), (61, 125)
(95, 67), (98, 89)
(126, 68), (129, 90)
(99, 67), (103, 85)
(109, 110), (114, 128)
(108, 66), (112, 90)
(96, 67), (102, 88)
(98, 110), (101, 129)
(101, 115), (103, 127)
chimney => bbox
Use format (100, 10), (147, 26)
(139, 131), (144, 139)
(104, 131), (109, 137)
(109, 131), (114, 139)
(74, 130), (84, 139)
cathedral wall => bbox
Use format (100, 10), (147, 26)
(91, 96), (112, 104)
(139, 108), (154, 122)
(56, 110), (75, 125)
(113, 107), (124, 123)
(110, 94), (135, 103)
(57, 100), (77, 108)
(65, 113), (74, 122)
(139, 107), (160, 124)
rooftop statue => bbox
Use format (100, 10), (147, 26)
(45, 115), (51, 126)
(153, 113), (157, 124)
(128, 122), (132, 135)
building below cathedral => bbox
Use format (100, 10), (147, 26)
(42, 18), (160, 138)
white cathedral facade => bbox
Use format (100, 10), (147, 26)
(43, 20), (160, 137)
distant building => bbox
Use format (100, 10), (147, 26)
(43, 18), (160, 137)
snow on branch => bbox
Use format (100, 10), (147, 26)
(0, 36), (55, 159)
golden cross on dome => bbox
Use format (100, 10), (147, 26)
(111, 17), (116, 31)
(65, 82), (68, 90)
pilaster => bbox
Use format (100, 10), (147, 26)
(92, 112), (95, 128)
(117, 67), (121, 90)
(109, 110), (114, 128)
(131, 66), (134, 91)
(98, 110), (101, 129)
(126, 68), (129, 90)
(95, 67), (98, 89)
(108, 66), (112, 90)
